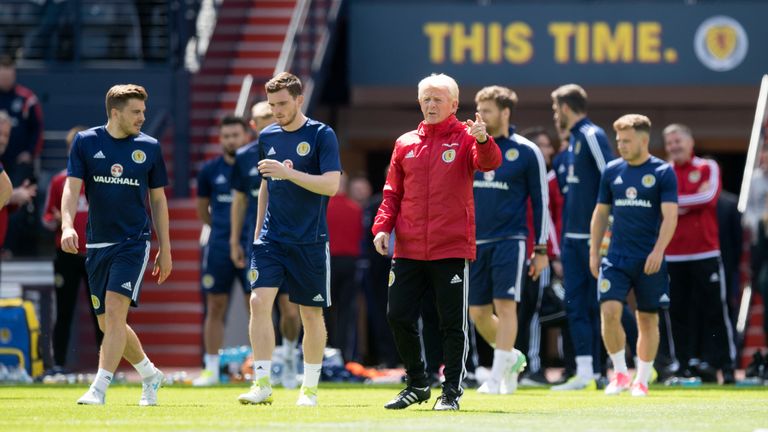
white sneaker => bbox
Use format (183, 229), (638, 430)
(238, 377), (273, 405)
(139, 369), (165, 406)
(77, 387), (105, 405)
(296, 386), (317, 407)
(477, 379), (501, 394)
(630, 381), (649, 397)
(501, 350), (527, 394)
(192, 370), (218, 387)
(551, 375), (597, 391)
(281, 351), (298, 390)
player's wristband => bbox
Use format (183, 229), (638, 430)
(533, 245), (547, 255)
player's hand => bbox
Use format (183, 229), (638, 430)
(589, 251), (601, 279)
(152, 248), (172, 284)
(644, 249), (664, 275)
(230, 242), (246, 269)
(373, 232), (390, 256)
(61, 227), (79, 254)
(529, 253), (549, 281)
(551, 259), (564, 279)
(258, 159), (292, 180)
(466, 112), (488, 143)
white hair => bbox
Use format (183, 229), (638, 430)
(0, 110), (9, 125)
(418, 73), (459, 102)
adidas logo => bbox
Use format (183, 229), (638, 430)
(614, 176), (623, 184)
(249, 167), (260, 176)
(659, 293), (670, 303)
(709, 273), (719, 283)
(215, 174), (227, 184)
(312, 294), (325, 302)
(121, 281), (132, 291)
(450, 274), (462, 284)
(93, 151), (105, 159)
(267, 147), (276, 156)
(405, 150), (415, 159)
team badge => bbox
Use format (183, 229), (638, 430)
(641, 174), (656, 188)
(442, 149), (456, 163)
(625, 187), (638, 199)
(599, 279), (611, 293)
(54, 273), (64, 288)
(110, 164), (123, 178)
(574, 140), (582, 155)
(483, 171), (495, 182)
(0, 328), (10, 344)
(505, 148), (519, 161)
(694, 16), (748, 72)
(388, 270), (395, 287)
(91, 295), (101, 310)
(131, 150), (146, 164)
(688, 170), (702, 183)
(249, 269), (259, 283)
(202, 274), (215, 289)
(296, 141), (311, 156)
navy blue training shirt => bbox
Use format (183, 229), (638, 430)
(197, 155), (254, 246)
(598, 156), (678, 259)
(257, 118), (341, 244)
(67, 126), (168, 244)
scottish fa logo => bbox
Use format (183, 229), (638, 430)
(688, 170), (701, 183)
(599, 279), (611, 293)
(296, 141), (311, 156)
(695, 16), (748, 72)
(625, 187), (638, 199)
(442, 149), (456, 163)
(505, 148), (519, 162)
(91, 295), (101, 310)
(388, 270), (395, 287)
(642, 174), (656, 188)
(202, 274), (215, 289)
(131, 150), (146, 164)
(110, 163), (123, 178)
(248, 269), (259, 283)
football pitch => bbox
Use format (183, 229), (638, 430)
(3, 384), (767, 432)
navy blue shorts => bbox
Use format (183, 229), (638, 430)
(85, 240), (151, 315)
(469, 239), (527, 305)
(200, 241), (250, 295)
(598, 254), (669, 312)
(249, 239), (330, 307)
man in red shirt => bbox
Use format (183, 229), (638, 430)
(663, 123), (736, 382)
(325, 174), (363, 362)
(42, 126), (102, 372)
(373, 73), (501, 411)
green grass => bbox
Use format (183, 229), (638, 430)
(2, 383), (767, 432)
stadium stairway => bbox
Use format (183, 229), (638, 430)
(127, 198), (204, 367)
(189, 0), (297, 170)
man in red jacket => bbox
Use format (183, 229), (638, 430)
(373, 73), (501, 411)
(663, 123), (736, 382)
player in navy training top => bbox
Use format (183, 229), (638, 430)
(469, 86), (549, 394)
(192, 115), (252, 386)
(62, 84), (170, 406)
(237, 73), (341, 407)
(229, 101), (301, 389)
(590, 114), (678, 397)
(551, 84), (615, 390)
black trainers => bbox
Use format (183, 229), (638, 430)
(384, 385), (431, 410)
(432, 392), (460, 411)
(745, 351), (764, 378)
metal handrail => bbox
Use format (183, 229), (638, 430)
(274, 0), (312, 75)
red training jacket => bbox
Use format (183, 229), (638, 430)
(526, 170), (563, 259)
(372, 115), (501, 260)
(327, 192), (363, 257)
(42, 169), (88, 253)
(666, 155), (721, 261)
